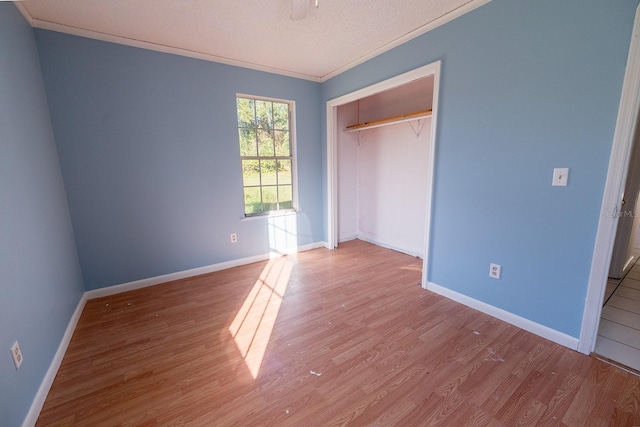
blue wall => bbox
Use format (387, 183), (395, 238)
(2, 1), (638, 423)
(35, 31), (324, 291)
(0, 4), (85, 426)
(322, 0), (639, 337)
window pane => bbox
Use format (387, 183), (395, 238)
(279, 185), (293, 209)
(262, 186), (278, 212)
(244, 187), (261, 214)
(274, 131), (290, 156)
(273, 103), (289, 130)
(257, 130), (275, 156)
(261, 160), (277, 186)
(242, 159), (260, 186)
(277, 159), (291, 185)
(237, 98), (255, 127)
(255, 100), (273, 130)
(238, 128), (257, 156)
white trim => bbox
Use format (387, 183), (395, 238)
(23, 293), (87, 427)
(579, 4), (640, 355)
(240, 209), (309, 222)
(85, 241), (327, 300)
(85, 255), (269, 299)
(30, 20), (322, 83)
(13, 2), (33, 26)
(326, 61), (440, 292)
(327, 103), (339, 249)
(235, 95), (300, 217)
(427, 281), (580, 350)
(327, 63), (441, 108)
(421, 65), (440, 293)
(21, 1), (491, 83)
(298, 241), (328, 252)
(320, 0), (490, 82)
(338, 235), (358, 243)
(356, 235), (423, 259)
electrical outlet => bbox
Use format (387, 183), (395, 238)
(230, 233), (237, 243)
(489, 263), (501, 280)
(10, 341), (23, 370)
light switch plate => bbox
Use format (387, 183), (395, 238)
(552, 168), (569, 186)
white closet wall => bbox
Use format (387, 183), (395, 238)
(356, 120), (431, 257)
(336, 77), (433, 257)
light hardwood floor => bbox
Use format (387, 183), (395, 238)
(37, 240), (639, 426)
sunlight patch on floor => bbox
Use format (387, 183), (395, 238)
(229, 256), (292, 378)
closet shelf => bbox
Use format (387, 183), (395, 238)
(344, 109), (432, 133)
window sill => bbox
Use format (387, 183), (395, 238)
(241, 210), (299, 221)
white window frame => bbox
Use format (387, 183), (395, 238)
(236, 94), (298, 217)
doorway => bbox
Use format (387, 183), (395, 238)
(326, 61), (441, 289)
(592, 107), (640, 372)
(579, 4), (640, 357)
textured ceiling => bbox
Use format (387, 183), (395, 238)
(18, 0), (489, 81)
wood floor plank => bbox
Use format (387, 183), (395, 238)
(562, 362), (623, 426)
(36, 240), (640, 426)
(536, 372), (582, 426)
(613, 374), (640, 417)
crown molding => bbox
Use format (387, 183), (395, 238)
(319, 0), (492, 82)
(18, 0), (491, 83)
(13, 1), (33, 26)
(30, 18), (323, 82)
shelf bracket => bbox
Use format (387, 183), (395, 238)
(347, 131), (360, 145)
(408, 119), (424, 138)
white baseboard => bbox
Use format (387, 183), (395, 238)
(338, 234), (358, 243)
(23, 293), (87, 427)
(318, 241), (332, 250)
(426, 281), (579, 351)
(356, 235), (423, 259)
(85, 241), (328, 300)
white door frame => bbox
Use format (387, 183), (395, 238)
(326, 61), (441, 290)
(579, 3), (640, 354)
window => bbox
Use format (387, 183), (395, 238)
(237, 96), (296, 216)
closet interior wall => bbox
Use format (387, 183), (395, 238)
(336, 77), (433, 257)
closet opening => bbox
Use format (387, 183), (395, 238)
(326, 61), (441, 289)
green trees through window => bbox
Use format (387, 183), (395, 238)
(237, 96), (295, 215)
